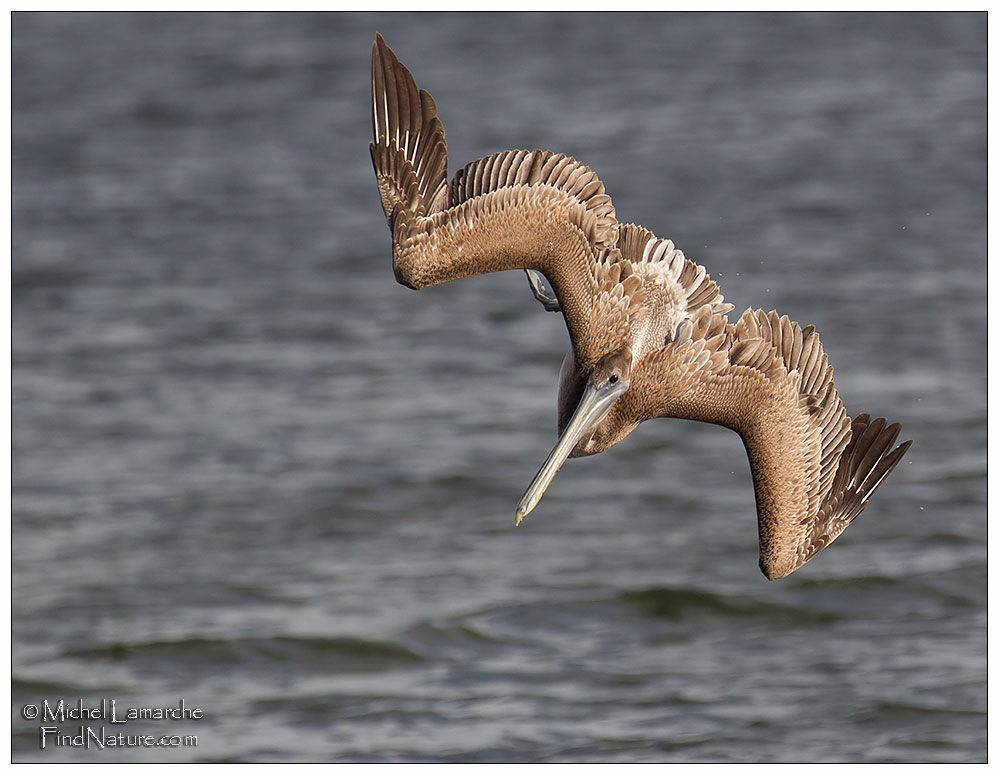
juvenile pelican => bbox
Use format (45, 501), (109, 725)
(369, 35), (911, 578)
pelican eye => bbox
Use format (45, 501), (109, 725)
(609, 374), (619, 384)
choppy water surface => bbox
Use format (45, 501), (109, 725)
(13, 12), (986, 762)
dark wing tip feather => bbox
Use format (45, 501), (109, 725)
(825, 413), (911, 525)
(370, 35), (449, 220)
(866, 437), (911, 491)
(848, 415), (889, 480)
(853, 419), (910, 495)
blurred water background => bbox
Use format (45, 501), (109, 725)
(12, 12), (986, 763)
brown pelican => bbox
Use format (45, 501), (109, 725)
(369, 35), (911, 578)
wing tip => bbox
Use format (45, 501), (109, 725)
(372, 32), (392, 62)
(370, 33), (449, 218)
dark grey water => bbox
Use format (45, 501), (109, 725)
(12, 12), (986, 763)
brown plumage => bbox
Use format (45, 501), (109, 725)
(371, 33), (621, 367)
(369, 34), (911, 579)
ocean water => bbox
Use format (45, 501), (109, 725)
(12, 12), (986, 762)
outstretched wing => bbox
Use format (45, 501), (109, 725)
(640, 306), (911, 579)
(370, 35), (628, 365)
(371, 35), (618, 247)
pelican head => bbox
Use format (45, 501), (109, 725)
(516, 346), (633, 523)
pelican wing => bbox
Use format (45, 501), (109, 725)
(641, 307), (911, 579)
(446, 149), (631, 361)
(371, 36), (634, 364)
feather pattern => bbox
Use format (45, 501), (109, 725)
(370, 34), (625, 365)
(450, 149), (618, 249)
(630, 307), (909, 578)
(369, 35), (911, 579)
(370, 34), (448, 220)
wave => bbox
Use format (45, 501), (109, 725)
(63, 635), (425, 672)
(619, 586), (841, 624)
